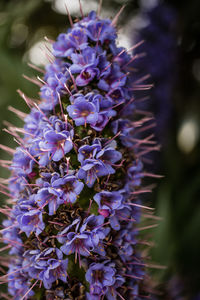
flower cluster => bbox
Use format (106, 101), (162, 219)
(0, 8), (157, 300)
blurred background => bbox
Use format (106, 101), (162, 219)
(0, 0), (200, 299)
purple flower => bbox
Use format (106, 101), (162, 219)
(86, 17), (117, 44)
(8, 258), (34, 299)
(80, 214), (108, 247)
(38, 126), (73, 165)
(57, 218), (81, 244)
(16, 205), (45, 237)
(109, 206), (131, 231)
(94, 190), (123, 217)
(2, 219), (22, 255)
(78, 141), (122, 187)
(111, 119), (134, 147)
(52, 174), (84, 203)
(96, 145), (122, 173)
(60, 232), (93, 257)
(97, 64), (127, 92)
(35, 186), (62, 216)
(39, 258), (68, 289)
(70, 47), (99, 74)
(1, 7), (155, 299)
(92, 110), (116, 131)
(40, 59), (70, 110)
(70, 47), (99, 86)
(41, 72), (67, 100)
(76, 67), (98, 86)
(77, 158), (110, 187)
(67, 96), (99, 126)
(113, 229), (138, 262)
(127, 159), (144, 187)
(78, 142), (101, 163)
(44, 59), (69, 80)
(11, 148), (35, 176)
(86, 262), (116, 297)
(25, 248), (68, 289)
(53, 27), (88, 57)
(106, 275), (125, 300)
(24, 108), (44, 138)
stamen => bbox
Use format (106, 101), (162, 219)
(28, 63), (45, 74)
(97, 0), (103, 16)
(111, 5), (126, 27)
(64, 4), (74, 28)
(8, 106), (27, 120)
(23, 74), (43, 87)
(78, 0), (84, 18)
(21, 280), (38, 300)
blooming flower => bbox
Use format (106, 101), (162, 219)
(52, 174), (84, 203)
(94, 190), (123, 217)
(8, 258), (34, 300)
(86, 262), (116, 297)
(60, 232), (93, 257)
(0, 7), (157, 300)
(16, 204), (45, 237)
(25, 248), (68, 289)
(67, 95), (99, 126)
(70, 47), (99, 86)
(78, 140), (122, 187)
(53, 27), (88, 57)
(38, 128), (73, 164)
(80, 214), (109, 247)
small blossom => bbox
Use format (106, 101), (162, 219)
(8, 258), (34, 300)
(38, 120), (74, 165)
(78, 141), (122, 187)
(77, 158), (110, 187)
(86, 17), (117, 43)
(94, 190), (123, 217)
(53, 27), (88, 57)
(80, 214), (108, 247)
(2, 219), (22, 255)
(70, 47), (99, 74)
(86, 262), (116, 297)
(60, 232), (93, 257)
(127, 159), (144, 187)
(16, 204), (45, 237)
(11, 148), (35, 176)
(67, 96), (99, 126)
(52, 174), (84, 203)
(35, 186), (62, 216)
(25, 248), (68, 289)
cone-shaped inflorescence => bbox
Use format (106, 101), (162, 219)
(0, 7), (158, 300)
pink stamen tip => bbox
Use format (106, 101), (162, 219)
(97, 0), (103, 16)
(23, 74), (43, 87)
(44, 36), (55, 44)
(8, 106), (27, 120)
(0, 144), (15, 155)
(111, 5), (126, 27)
(28, 63), (45, 74)
(21, 280), (38, 300)
(78, 0), (84, 18)
(65, 4), (74, 28)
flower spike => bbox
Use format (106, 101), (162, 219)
(0, 5), (160, 300)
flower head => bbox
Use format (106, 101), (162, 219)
(0, 7), (156, 300)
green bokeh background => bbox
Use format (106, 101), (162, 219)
(0, 0), (200, 299)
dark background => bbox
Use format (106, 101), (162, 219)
(0, 0), (200, 299)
